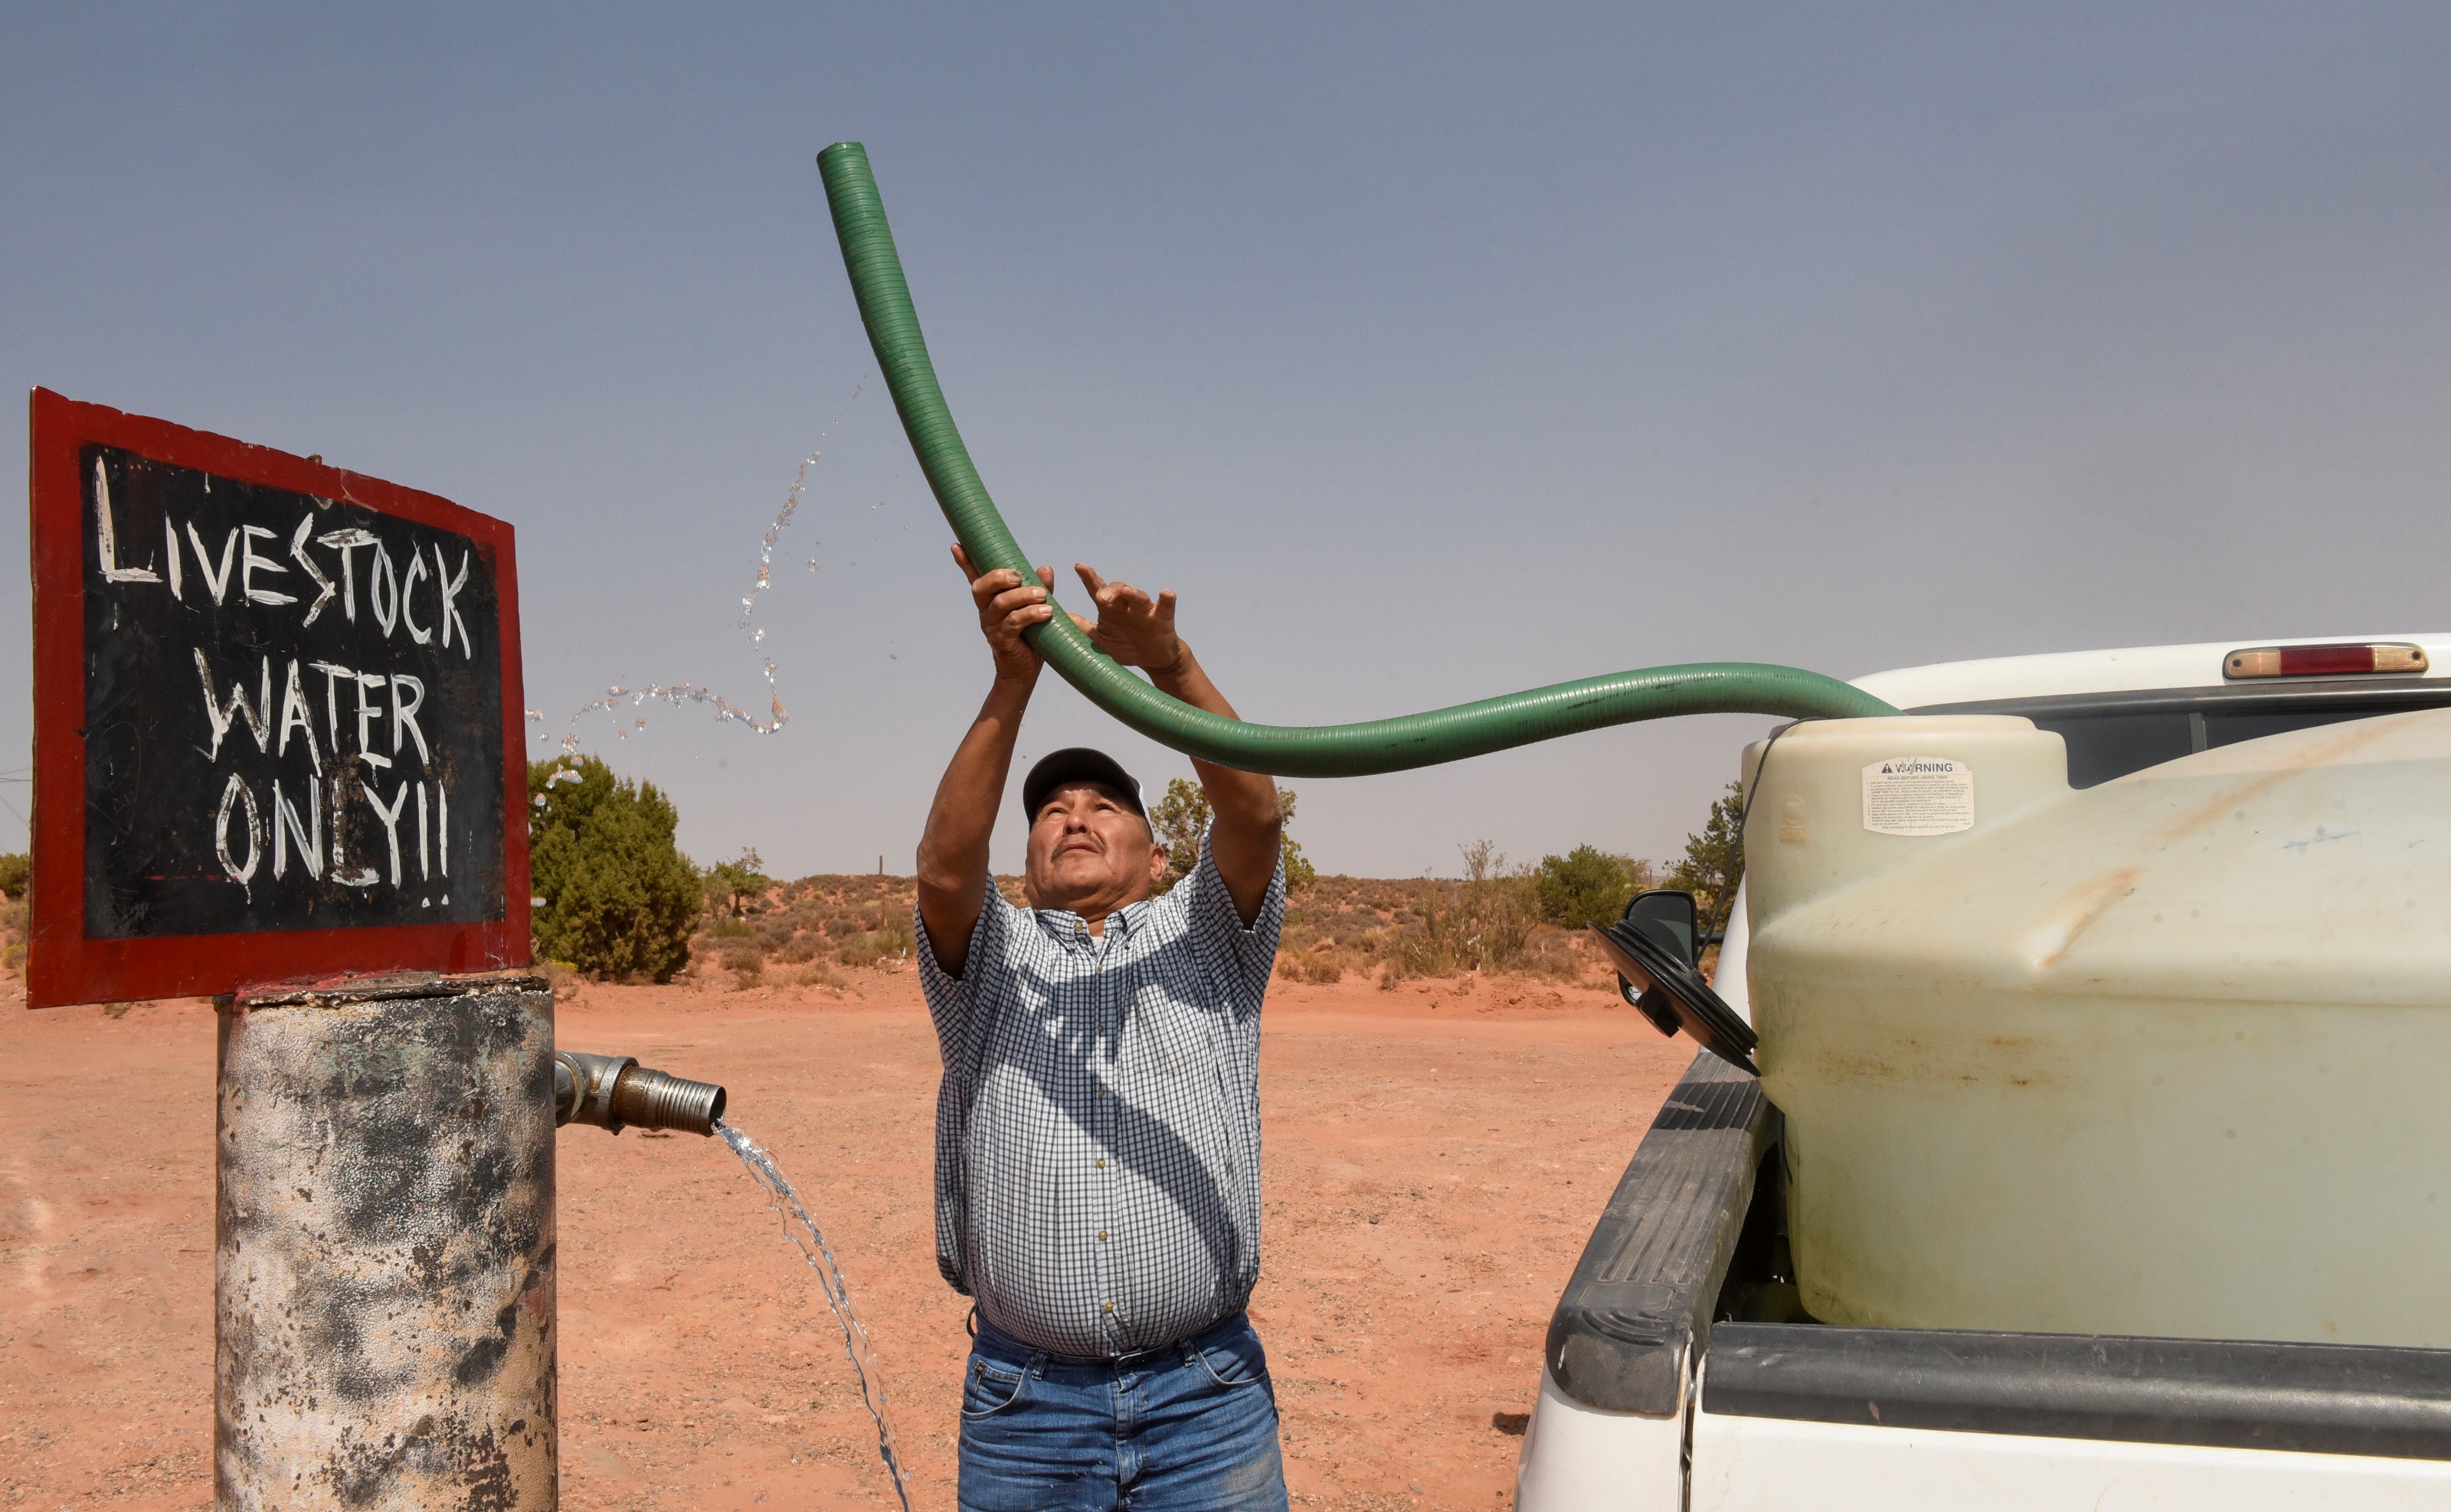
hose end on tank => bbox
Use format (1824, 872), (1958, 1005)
(554, 1050), (728, 1137)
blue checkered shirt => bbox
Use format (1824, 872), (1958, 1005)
(915, 834), (1286, 1357)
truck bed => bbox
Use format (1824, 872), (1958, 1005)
(1521, 1050), (2451, 1509)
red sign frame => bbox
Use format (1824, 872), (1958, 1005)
(26, 388), (531, 1007)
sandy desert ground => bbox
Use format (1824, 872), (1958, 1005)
(1, 964), (1693, 1510)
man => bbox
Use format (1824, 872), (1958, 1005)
(914, 544), (1289, 1511)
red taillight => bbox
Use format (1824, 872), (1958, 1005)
(2224, 643), (2429, 679)
(2282, 645), (2377, 676)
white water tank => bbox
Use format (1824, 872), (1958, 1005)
(1744, 708), (2451, 1347)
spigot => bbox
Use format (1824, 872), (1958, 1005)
(554, 1050), (727, 1136)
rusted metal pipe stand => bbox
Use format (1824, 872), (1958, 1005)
(215, 972), (557, 1512)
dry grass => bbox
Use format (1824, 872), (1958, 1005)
(1280, 873), (1605, 989)
(0, 896), (26, 977)
(686, 872), (939, 987)
(788, 961), (855, 993)
(539, 958), (586, 1003)
(682, 869), (1615, 994)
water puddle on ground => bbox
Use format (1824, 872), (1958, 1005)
(717, 1121), (913, 1510)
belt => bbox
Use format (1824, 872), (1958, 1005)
(969, 1306), (1236, 1366)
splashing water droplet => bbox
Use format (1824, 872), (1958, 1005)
(717, 1123), (912, 1511)
(555, 378), (875, 751)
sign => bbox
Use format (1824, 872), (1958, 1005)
(27, 389), (529, 1006)
(1860, 755), (1976, 836)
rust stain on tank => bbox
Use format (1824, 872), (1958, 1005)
(2151, 714), (2412, 845)
(2027, 867), (2143, 967)
(1784, 1029), (2068, 1089)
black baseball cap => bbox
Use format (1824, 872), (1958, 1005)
(1021, 748), (1147, 823)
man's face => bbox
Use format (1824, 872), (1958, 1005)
(1023, 781), (1167, 915)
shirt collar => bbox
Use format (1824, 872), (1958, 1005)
(1032, 894), (1154, 950)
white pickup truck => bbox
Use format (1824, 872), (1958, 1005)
(1514, 634), (2451, 1510)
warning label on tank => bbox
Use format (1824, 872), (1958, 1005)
(1861, 757), (1975, 836)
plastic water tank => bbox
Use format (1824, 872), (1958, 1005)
(1744, 708), (2451, 1347)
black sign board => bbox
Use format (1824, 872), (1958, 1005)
(29, 390), (530, 1006)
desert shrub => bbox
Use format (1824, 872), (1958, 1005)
(1516, 925), (1585, 979)
(795, 963), (850, 991)
(876, 909), (915, 954)
(0, 852), (28, 901)
(833, 908), (915, 969)
(0, 894), (26, 977)
(1381, 885), (1513, 980)
(1148, 780), (1317, 892)
(735, 874), (928, 971)
(1280, 947), (1349, 985)
(1532, 845), (1646, 928)
(541, 959), (586, 1004)
(1380, 846), (1544, 982)
(705, 847), (771, 918)
(718, 941), (766, 987)
(528, 757), (700, 983)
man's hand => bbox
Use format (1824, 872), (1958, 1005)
(954, 545), (1088, 683)
(1075, 565), (1183, 674)
(921, 544), (1091, 977)
(1073, 561), (1281, 924)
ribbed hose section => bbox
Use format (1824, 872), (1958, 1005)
(816, 142), (1898, 777)
(610, 1067), (728, 1137)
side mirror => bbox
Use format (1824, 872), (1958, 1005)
(1621, 889), (1700, 969)
(1591, 889), (1757, 1073)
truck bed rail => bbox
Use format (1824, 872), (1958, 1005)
(1702, 1322), (2451, 1460)
(1543, 1049), (1775, 1415)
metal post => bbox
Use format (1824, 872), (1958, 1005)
(215, 971), (557, 1512)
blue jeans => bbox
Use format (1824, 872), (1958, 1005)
(958, 1311), (1288, 1511)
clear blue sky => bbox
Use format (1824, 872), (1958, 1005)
(7, 5), (2449, 877)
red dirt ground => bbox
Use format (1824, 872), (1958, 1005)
(0, 966), (1690, 1510)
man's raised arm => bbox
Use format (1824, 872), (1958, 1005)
(1075, 565), (1282, 923)
(915, 547), (1065, 976)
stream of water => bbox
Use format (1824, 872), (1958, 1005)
(717, 1121), (913, 1510)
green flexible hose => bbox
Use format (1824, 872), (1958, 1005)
(816, 142), (1896, 777)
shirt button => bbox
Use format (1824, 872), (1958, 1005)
(1095, 1157), (1108, 1168)
(1098, 1229), (1108, 1242)
(1103, 1301), (1114, 1314)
